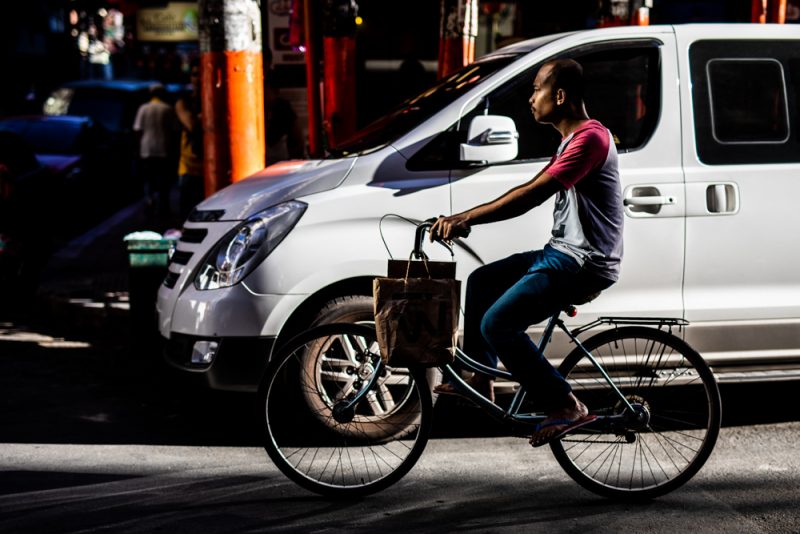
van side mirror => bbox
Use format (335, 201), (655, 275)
(460, 115), (519, 164)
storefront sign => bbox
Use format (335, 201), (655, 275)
(138, 2), (199, 42)
(268, 0), (304, 64)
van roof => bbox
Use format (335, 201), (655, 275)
(489, 23), (798, 57)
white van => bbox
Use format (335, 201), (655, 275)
(157, 24), (800, 391)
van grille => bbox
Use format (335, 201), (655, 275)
(163, 271), (180, 289)
(180, 228), (208, 243)
(170, 250), (193, 265)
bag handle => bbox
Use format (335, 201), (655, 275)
(404, 253), (432, 282)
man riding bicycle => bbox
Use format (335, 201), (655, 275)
(429, 58), (624, 447)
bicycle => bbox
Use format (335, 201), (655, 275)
(258, 221), (721, 500)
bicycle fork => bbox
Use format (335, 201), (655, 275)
(332, 351), (385, 424)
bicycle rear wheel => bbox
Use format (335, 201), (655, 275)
(550, 326), (721, 500)
(258, 323), (432, 498)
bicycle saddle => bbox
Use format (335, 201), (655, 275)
(563, 291), (601, 317)
(571, 291), (601, 306)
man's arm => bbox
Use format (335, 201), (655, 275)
(430, 169), (563, 241)
(175, 98), (195, 132)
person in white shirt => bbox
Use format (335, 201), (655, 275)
(133, 83), (179, 217)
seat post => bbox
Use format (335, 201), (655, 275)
(537, 311), (562, 354)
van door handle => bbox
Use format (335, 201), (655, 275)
(706, 184), (738, 214)
(623, 196), (676, 207)
(623, 185), (680, 216)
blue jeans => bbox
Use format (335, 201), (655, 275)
(462, 245), (614, 410)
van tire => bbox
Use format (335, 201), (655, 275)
(301, 294), (438, 440)
(310, 295), (374, 327)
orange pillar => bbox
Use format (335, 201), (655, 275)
(438, 0), (478, 79)
(632, 5), (650, 25)
(199, 0), (266, 196)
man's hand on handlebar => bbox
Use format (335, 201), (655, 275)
(429, 214), (471, 242)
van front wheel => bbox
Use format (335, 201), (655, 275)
(297, 295), (432, 440)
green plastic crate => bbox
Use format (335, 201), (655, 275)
(126, 239), (174, 268)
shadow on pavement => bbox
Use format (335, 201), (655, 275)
(0, 471), (141, 496)
(2, 315), (799, 449)
(0, 324), (261, 447)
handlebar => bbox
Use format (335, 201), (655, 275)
(413, 218), (453, 259)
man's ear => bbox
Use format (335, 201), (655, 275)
(556, 88), (566, 106)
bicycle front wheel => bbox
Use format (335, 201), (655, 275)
(551, 326), (721, 500)
(258, 323), (432, 498)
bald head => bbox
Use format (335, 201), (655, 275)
(541, 58), (585, 103)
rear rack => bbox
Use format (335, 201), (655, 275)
(571, 316), (689, 337)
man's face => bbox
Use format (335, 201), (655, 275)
(529, 65), (558, 124)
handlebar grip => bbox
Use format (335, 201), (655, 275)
(412, 219), (436, 259)
(413, 218), (454, 259)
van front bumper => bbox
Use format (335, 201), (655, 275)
(163, 333), (276, 392)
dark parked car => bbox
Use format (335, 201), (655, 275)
(0, 131), (55, 309)
(42, 79), (188, 135)
(0, 115), (138, 236)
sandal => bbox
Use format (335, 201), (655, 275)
(529, 414), (598, 448)
(434, 376), (495, 403)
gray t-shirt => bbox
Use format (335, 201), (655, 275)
(133, 99), (178, 159)
(544, 119), (623, 281)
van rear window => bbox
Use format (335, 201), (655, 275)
(707, 59), (789, 144)
(690, 40), (800, 165)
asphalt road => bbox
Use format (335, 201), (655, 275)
(1, 322), (799, 532)
(1, 424), (798, 533)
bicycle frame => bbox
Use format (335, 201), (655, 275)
(437, 312), (664, 428)
(357, 219), (690, 430)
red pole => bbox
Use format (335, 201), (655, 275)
(767, 0), (787, 22)
(438, 0), (478, 79)
(199, 0), (266, 195)
(752, 0), (767, 22)
(752, 0), (786, 23)
(322, 35), (357, 147)
(304, 0), (324, 158)
(322, 0), (359, 148)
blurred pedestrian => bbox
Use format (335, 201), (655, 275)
(133, 83), (179, 218)
(175, 61), (204, 221)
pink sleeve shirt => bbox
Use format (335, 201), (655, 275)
(542, 119), (623, 281)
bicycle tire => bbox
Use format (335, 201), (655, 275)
(258, 323), (432, 498)
(550, 326), (721, 500)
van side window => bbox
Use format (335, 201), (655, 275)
(461, 43), (661, 163)
(690, 41), (800, 164)
(408, 41), (662, 170)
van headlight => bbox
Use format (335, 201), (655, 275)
(194, 200), (307, 290)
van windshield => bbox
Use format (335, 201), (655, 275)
(327, 54), (520, 157)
